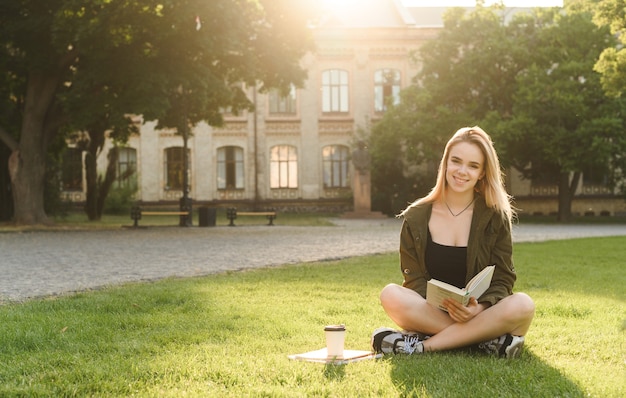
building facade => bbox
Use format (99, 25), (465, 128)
(60, 1), (625, 216)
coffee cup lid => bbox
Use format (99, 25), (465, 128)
(324, 324), (346, 331)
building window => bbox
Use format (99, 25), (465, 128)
(217, 146), (244, 189)
(270, 145), (298, 188)
(113, 147), (137, 189)
(374, 68), (401, 113)
(164, 147), (189, 190)
(582, 163), (612, 194)
(322, 145), (349, 188)
(269, 85), (297, 115)
(322, 69), (349, 114)
(61, 147), (83, 191)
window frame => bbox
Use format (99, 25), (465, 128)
(217, 146), (245, 190)
(321, 69), (350, 115)
(164, 146), (189, 191)
(374, 68), (401, 113)
(270, 145), (298, 189)
(322, 145), (350, 189)
(268, 85), (297, 116)
(114, 147), (137, 189)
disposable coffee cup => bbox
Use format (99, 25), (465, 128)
(324, 324), (346, 358)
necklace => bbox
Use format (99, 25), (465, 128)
(445, 198), (475, 217)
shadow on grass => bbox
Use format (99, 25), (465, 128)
(387, 350), (584, 397)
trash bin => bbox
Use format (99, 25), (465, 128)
(199, 207), (217, 227)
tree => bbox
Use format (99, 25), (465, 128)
(492, 9), (626, 221)
(371, 5), (530, 214)
(370, 4), (626, 220)
(584, 0), (626, 95)
(0, 0), (316, 225)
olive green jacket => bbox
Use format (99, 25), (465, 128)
(399, 197), (516, 307)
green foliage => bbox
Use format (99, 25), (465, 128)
(370, 5), (626, 220)
(497, 11), (622, 176)
(103, 185), (136, 215)
(0, 236), (624, 396)
(0, 0), (318, 225)
(589, 0), (626, 95)
(370, 5), (533, 215)
(369, 88), (442, 215)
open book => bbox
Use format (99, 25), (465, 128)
(426, 265), (495, 312)
(288, 348), (382, 364)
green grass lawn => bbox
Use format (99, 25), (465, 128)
(0, 237), (624, 397)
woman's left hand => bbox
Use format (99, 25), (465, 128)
(443, 297), (484, 323)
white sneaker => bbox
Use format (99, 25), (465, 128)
(478, 334), (525, 359)
(371, 327), (425, 355)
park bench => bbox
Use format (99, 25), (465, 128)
(130, 206), (190, 227)
(226, 207), (276, 226)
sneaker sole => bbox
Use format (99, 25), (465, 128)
(371, 327), (397, 353)
(503, 337), (524, 359)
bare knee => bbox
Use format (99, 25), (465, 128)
(504, 293), (535, 335)
(379, 283), (427, 314)
(379, 283), (403, 308)
(512, 292), (535, 319)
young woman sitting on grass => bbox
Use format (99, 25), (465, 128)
(372, 126), (535, 358)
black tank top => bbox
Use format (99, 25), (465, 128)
(425, 230), (467, 289)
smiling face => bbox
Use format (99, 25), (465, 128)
(445, 141), (485, 195)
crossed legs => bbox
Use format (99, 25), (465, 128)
(379, 283), (535, 352)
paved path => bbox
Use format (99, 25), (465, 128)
(1, 219), (625, 303)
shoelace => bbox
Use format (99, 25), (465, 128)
(402, 335), (422, 354)
(478, 335), (505, 355)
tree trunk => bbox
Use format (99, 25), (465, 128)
(10, 71), (62, 225)
(84, 125), (118, 221)
(84, 143), (119, 221)
(0, 144), (14, 221)
(557, 171), (581, 222)
(97, 148), (119, 217)
(10, 150), (49, 225)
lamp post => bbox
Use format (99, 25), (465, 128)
(253, 84), (259, 210)
(179, 123), (192, 226)
(178, 85), (192, 227)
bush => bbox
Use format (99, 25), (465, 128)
(103, 185), (136, 215)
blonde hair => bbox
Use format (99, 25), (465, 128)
(402, 126), (515, 223)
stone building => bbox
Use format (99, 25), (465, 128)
(58, 1), (625, 217)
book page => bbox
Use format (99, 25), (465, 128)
(426, 279), (470, 311)
(426, 265), (495, 311)
(288, 348), (381, 364)
(466, 265), (495, 295)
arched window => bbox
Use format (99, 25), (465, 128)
(217, 146), (244, 189)
(164, 147), (189, 190)
(322, 69), (349, 114)
(270, 145), (298, 188)
(322, 145), (349, 188)
(374, 68), (401, 113)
